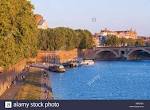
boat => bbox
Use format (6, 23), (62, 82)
(69, 61), (79, 67)
(80, 59), (95, 65)
(49, 64), (66, 73)
(63, 61), (79, 68)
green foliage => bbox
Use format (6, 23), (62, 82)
(135, 39), (145, 46)
(38, 28), (94, 51)
(120, 38), (127, 46)
(76, 29), (94, 49)
(127, 38), (136, 46)
(105, 35), (120, 46)
(0, 0), (38, 67)
(104, 35), (145, 47)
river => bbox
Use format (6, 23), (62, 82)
(49, 61), (150, 100)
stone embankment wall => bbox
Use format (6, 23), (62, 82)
(36, 49), (95, 63)
(0, 49), (78, 97)
(0, 59), (27, 96)
(78, 49), (95, 59)
(36, 49), (78, 63)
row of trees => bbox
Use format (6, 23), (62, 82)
(104, 35), (145, 47)
(0, 0), (38, 68)
(0, 1), (94, 68)
(38, 27), (94, 51)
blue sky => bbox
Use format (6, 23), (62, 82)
(31, 0), (150, 36)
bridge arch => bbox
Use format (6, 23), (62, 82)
(127, 48), (150, 56)
(94, 49), (119, 60)
(126, 48), (150, 60)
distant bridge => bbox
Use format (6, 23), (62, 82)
(83, 47), (150, 60)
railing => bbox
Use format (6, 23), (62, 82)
(96, 46), (150, 48)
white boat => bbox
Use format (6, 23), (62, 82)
(80, 60), (95, 65)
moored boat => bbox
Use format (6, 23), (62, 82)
(69, 62), (79, 67)
(62, 61), (79, 68)
(80, 59), (95, 65)
(49, 65), (66, 73)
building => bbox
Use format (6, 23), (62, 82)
(92, 36), (100, 47)
(34, 14), (48, 29)
(138, 36), (150, 46)
(100, 28), (137, 39)
(95, 28), (138, 46)
(94, 33), (107, 46)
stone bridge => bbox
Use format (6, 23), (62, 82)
(83, 47), (150, 60)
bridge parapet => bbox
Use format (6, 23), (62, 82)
(94, 47), (150, 59)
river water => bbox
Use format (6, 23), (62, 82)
(50, 61), (150, 100)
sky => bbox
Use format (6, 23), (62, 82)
(31, 0), (150, 36)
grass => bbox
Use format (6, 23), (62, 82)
(15, 68), (43, 100)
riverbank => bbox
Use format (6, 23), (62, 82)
(0, 67), (53, 100)
(15, 67), (53, 100)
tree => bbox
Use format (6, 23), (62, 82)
(127, 38), (136, 46)
(38, 28), (94, 51)
(135, 39), (145, 46)
(105, 35), (120, 47)
(0, 0), (38, 67)
(120, 38), (127, 47)
(76, 29), (94, 49)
